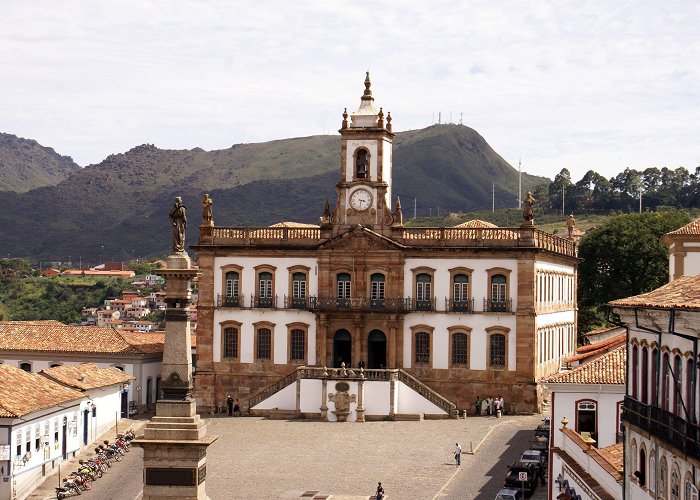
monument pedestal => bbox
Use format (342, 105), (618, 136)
(134, 400), (217, 500)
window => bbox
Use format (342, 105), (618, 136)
(415, 331), (430, 366)
(72, 412), (78, 437)
(663, 352), (671, 411)
(489, 332), (506, 368)
(632, 344), (638, 400)
(288, 268), (309, 309)
(15, 431), (21, 457)
(19, 362), (31, 372)
(337, 273), (351, 298)
(452, 273), (470, 312)
(54, 417), (59, 443)
(25, 427), (30, 454)
(225, 271), (239, 297)
(649, 454), (657, 494)
(370, 273), (385, 309)
(221, 265), (243, 307)
(672, 467), (680, 500)
(255, 326), (273, 361)
(450, 331), (468, 366)
(639, 447), (646, 487)
(630, 441), (637, 481)
(415, 273), (432, 310)
(486, 268), (511, 312)
(642, 347), (649, 404)
(687, 358), (693, 419)
(222, 323), (240, 360)
(254, 265), (276, 308)
(35, 423), (41, 451)
(576, 400), (597, 437)
(675, 355), (683, 416)
(652, 349), (658, 405)
(355, 148), (369, 179)
(49, 363), (62, 368)
(288, 326), (307, 362)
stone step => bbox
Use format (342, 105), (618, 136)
(393, 413), (424, 421)
(151, 416), (201, 424)
(145, 421), (203, 430)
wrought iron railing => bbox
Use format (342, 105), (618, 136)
(252, 295), (277, 308)
(445, 298), (474, 313)
(284, 296), (310, 309)
(623, 396), (700, 460)
(483, 298), (512, 312)
(410, 298), (436, 312)
(308, 297), (410, 313)
(217, 294), (243, 308)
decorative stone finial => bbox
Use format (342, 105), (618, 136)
(362, 71), (373, 100)
(393, 197), (404, 227)
(378, 107), (384, 128)
(342, 108), (348, 129)
(386, 111), (392, 132)
(561, 416), (568, 429)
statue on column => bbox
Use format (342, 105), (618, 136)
(169, 197), (187, 253)
(523, 191), (535, 224)
(202, 193), (213, 225)
(566, 214), (576, 238)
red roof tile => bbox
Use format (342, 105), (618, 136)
(42, 363), (134, 390)
(664, 218), (700, 236)
(0, 364), (84, 417)
(543, 346), (626, 384)
(609, 274), (700, 310)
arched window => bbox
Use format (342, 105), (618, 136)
(660, 458), (668, 500)
(451, 332), (468, 366)
(632, 344), (639, 400)
(630, 441), (638, 481)
(649, 453), (657, 494)
(256, 328), (272, 360)
(370, 273), (385, 300)
(415, 273), (432, 310)
(672, 466), (681, 500)
(19, 362), (31, 372)
(675, 355), (683, 416)
(489, 274), (508, 312)
(355, 148), (368, 178)
(639, 447), (646, 487)
(289, 328), (306, 362)
(225, 271), (239, 298)
(652, 349), (658, 405)
(452, 273), (470, 312)
(642, 347), (649, 404)
(415, 332), (430, 366)
(687, 358), (693, 419)
(336, 273), (351, 298)
(663, 352), (671, 411)
(222, 326), (239, 359)
(290, 272), (307, 308)
(489, 333), (506, 368)
(684, 473), (695, 500)
(258, 271), (273, 306)
(576, 400), (597, 438)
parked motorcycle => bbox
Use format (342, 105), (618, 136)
(55, 477), (82, 498)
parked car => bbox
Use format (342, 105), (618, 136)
(520, 449), (546, 466)
(535, 425), (550, 439)
(495, 487), (523, 500)
(504, 461), (538, 495)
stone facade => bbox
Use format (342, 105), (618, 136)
(192, 75), (578, 415)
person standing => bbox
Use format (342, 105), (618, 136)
(474, 395), (481, 416)
(226, 395), (234, 416)
(233, 398), (241, 417)
(454, 443), (462, 466)
(493, 395), (500, 417)
(375, 482), (385, 500)
(499, 395), (505, 415)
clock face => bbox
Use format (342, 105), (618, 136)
(350, 188), (372, 211)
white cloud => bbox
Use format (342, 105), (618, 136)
(0, 0), (698, 181)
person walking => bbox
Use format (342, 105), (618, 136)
(375, 482), (385, 500)
(454, 442), (462, 466)
(226, 395), (234, 416)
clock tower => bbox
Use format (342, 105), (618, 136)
(322, 72), (397, 236)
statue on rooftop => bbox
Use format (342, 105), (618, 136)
(567, 213), (576, 238)
(202, 194), (213, 223)
(523, 191), (535, 223)
(169, 196), (187, 253)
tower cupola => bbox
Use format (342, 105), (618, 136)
(350, 72), (379, 128)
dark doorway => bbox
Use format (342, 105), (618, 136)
(121, 391), (129, 418)
(61, 417), (67, 460)
(83, 408), (89, 445)
(333, 330), (352, 368)
(146, 378), (153, 409)
(368, 330), (387, 369)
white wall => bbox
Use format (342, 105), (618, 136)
(396, 383), (444, 414)
(403, 313), (517, 370)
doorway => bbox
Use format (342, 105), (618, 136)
(61, 417), (67, 460)
(368, 330), (387, 369)
(333, 330), (352, 368)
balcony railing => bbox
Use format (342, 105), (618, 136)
(623, 396), (700, 460)
(483, 298), (512, 313)
(410, 298), (436, 312)
(445, 298), (474, 313)
(284, 296), (310, 309)
(252, 295), (277, 309)
(217, 294), (244, 308)
(309, 297), (410, 313)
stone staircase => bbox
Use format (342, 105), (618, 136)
(244, 366), (457, 419)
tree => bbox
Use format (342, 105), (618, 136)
(577, 210), (692, 332)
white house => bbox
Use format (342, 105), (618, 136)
(0, 364), (84, 500)
(0, 321), (163, 412)
(543, 345), (625, 499)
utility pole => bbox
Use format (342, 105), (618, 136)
(518, 158), (522, 209)
(460, 112), (463, 125)
(414, 198), (417, 220)
(639, 187), (643, 214)
(438, 112), (441, 124)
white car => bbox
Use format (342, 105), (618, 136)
(495, 488), (523, 500)
(520, 449), (544, 466)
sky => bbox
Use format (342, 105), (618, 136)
(1, 0), (698, 182)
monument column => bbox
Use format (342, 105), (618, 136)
(133, 197), (217, 500)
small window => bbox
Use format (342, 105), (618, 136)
(355, 148), (368, 179)
(577, 400), (597, 435)
(25, 427), (31, 454)
(370, 273), (385, 300)
(54, 418), (59, 443)
(225, 271), (240, 297)
(415, 332), (430, 365)
(490, 274), (507, 311)
(290, 272), (307, 308)
(19, 362), (31, 372)
(336, 273), (351, 298)
(49, 363), (62, 368)
(256, 270), (274, 308)
(16, 431), (21, 456)
(223, 327), (239, 359)
(290, 329), (305, 361)
(415, 273), (432, 310)
(35, 423), (41, 450)
(451, 333), (468, 366)
(256, 328), (272, 360)
(489, 333), (506, 367)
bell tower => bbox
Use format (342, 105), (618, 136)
(323, 72), (396, 236)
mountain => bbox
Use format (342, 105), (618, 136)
(0, 125), (548, 262)
(0, 133), (81, 193)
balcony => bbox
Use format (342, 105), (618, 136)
(483, 298), (512, 312)
(253, 295), (277, 308)
(411, 298), (436, 312)
(309, 297), (410, 313)
(445, 298), (474, 313)
(623, 396), (700, 460)
(284, 296), (310, 310)
(217, 294), (243, 308)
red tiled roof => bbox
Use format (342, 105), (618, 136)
(609, 274), (700, 310)
(0, 321), (162, 355)
(583, 326), (624, 338)
(564, 332), (626, 363)
(543, 345), (626, 384)
(664, 218), (700, 236)
(0, 364), (84, 417)
(42, 363), (134, 390)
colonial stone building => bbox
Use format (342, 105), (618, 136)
(193, 74), (578, 414)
